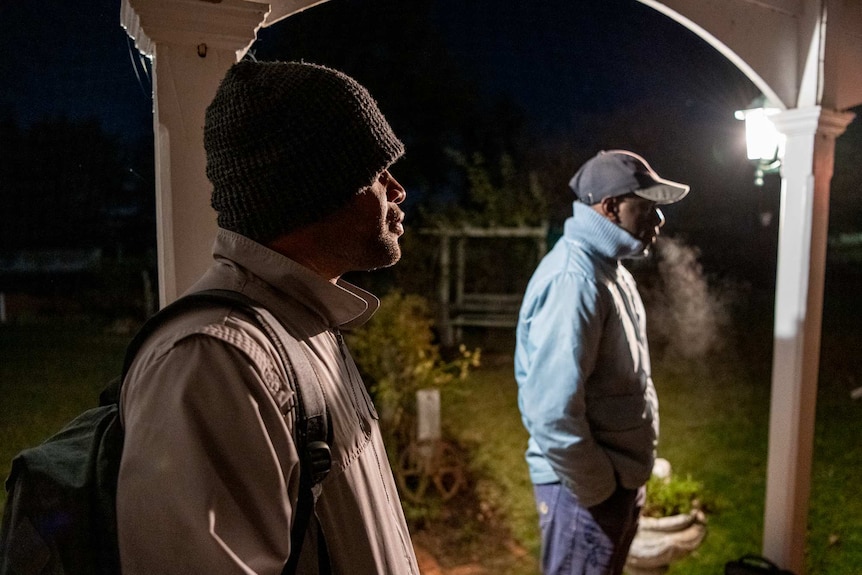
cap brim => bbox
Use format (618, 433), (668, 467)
(634, 179), (690, 204)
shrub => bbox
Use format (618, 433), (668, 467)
(345, 291), (480, 450)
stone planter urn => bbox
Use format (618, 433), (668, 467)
(625, 459), (708, 575)
(625, 509), (707, 574)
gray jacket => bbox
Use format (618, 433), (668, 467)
(117, 229), (419, 574)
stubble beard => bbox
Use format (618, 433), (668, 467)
(366, 232), (402, 270)
(345, 221), (402, 272)
(338, 206), (404, 272)
(370, 207), (404, 270)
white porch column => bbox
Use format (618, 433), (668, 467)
(763, 106), (854, 573)
(122, 0), (268, 306)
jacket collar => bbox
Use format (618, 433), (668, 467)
(564, 201), (645, 260)
(199, 229), (379, 330)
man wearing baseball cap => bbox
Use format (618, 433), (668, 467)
(117, 60), (418, 574)
(515, 150), (690, 574)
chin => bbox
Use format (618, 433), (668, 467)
(367, 245), (401, 270)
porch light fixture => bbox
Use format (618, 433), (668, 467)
(735, 98), (784, 187)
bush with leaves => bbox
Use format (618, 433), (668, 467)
(643, 472), (707, 518)
(345, 291), (480, 451)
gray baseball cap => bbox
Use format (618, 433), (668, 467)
(569, 150), (690, 205)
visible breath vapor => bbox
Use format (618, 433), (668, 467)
(642, 236), (734, 360)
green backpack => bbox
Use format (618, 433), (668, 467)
(0, 290), (331, 575)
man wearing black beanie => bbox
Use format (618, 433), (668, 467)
(116, 60), (418, 574)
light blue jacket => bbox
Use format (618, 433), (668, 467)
(515, 202), (659, 507)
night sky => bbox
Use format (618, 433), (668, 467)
(1, 0), (859, 282)
(430, 1), (753, 134)
(0, 0), (152, 141)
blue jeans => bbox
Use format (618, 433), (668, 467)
(533, 482), (644, 575)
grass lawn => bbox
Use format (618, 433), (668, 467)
(0, 319), (129, 493)
(1, 289), (859, 574)
(442, 352), (777, 574)
(439, 281), (861, 574)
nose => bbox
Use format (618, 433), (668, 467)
(385, 171), (406, 204)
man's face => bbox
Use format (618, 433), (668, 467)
(337, 169), (407, 271)
(612, 193), (665, 254)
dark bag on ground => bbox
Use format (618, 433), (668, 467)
(0, 290), (330, 575)
(725, 554), (797, 575)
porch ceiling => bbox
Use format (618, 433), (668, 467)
(638, 0), (862, 111)
(250, 0), (333, 27)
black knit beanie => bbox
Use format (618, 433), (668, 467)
(205, 60), (405, 243)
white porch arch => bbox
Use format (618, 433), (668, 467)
(120, 1), (861, 572)
(636, 3), (859, 571)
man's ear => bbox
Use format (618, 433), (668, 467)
(597, 196), (620, 220)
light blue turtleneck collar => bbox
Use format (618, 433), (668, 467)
(563, 201), (645, 260)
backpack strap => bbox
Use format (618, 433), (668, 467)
(112, 289), (331, 572)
